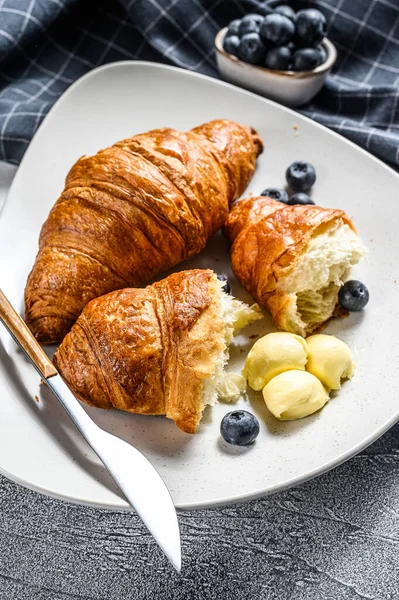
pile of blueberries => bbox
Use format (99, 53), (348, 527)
(223, 6), (328, 71)
(262, 160), (316, 205)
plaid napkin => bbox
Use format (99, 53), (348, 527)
(0, 0), (398, 166)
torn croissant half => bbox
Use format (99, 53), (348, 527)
(53, 269), (262, 434)
(225, 196), (367, 337)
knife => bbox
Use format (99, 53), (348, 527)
(0, 288), (181, 572)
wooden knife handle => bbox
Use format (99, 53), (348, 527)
(0, 289), (58, 379)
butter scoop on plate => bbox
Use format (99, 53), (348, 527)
(243, 332), (308, 390)
(243, 332), (355, 420)
(262, 370), (329, 420)
(306, 334), (355, 390)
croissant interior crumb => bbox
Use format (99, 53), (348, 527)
(216, 372), (247, 402)
(279, 220), (367, 336)
(200, 279), (263, 410)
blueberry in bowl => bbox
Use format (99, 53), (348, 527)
(295, 9), (328, 48)
(238, 32), (266, 65)
(265, 46), (292, 70)
(239, 13), (264, 36)
(316, 44), (327, 65)
(292, 48), (320, 72)
(227, 18), (241, 37)
(223, 35), (240, 57)
(260, 13), (295, 46)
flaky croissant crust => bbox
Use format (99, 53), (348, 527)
(25, 119), (263, 343)
(53, 269), (227, 434)
(225, 196), (356, 332)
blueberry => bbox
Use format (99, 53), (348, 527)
(265, 46), (292, 70)
(275, 5), (296, 21)
(260, 187), (289, 203)
(220, 410), (260, 446)
(259, 13), (295, 46)
(227, 18), (241, 37)
(238, 32), (266, 65)
(224, 35), (240, 56)
(295, 9), (327, 48)
(292, 48), (320, 71)
(338, 280), (369, 312)
(286, 161), (316, 191)
(216, 273), (231, 295)
(239, 14), (264, 36)
(287, 192), (315, 205)
(316, 43), (327, 65)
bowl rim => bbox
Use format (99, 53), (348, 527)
(215, 27), (337, 79)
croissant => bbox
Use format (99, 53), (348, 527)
(225, 196), (366, 337)
(25, 119), (263, 344)
(53, 269), (262, 434)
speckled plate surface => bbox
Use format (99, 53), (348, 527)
(0, 62), (397, 510)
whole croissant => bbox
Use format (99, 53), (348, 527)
(225, 196), (366, 337)
(53, 269), (262, 434)
(25, 119), (263, 343)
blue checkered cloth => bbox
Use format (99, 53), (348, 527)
(0, 0), (398, 166)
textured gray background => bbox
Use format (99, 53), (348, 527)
(1, 165), (399, 600)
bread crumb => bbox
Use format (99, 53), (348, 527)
(293, 124), (299, 130)
(394, 280), (397, 284)
(34, 395), (39, 403)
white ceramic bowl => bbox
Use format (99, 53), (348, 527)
(215, 28), (337, 107)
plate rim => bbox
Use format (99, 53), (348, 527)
(2, 406), (399, 512)
(2, 59), (399, 511)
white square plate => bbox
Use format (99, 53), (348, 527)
(0, 62), (397, 509)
